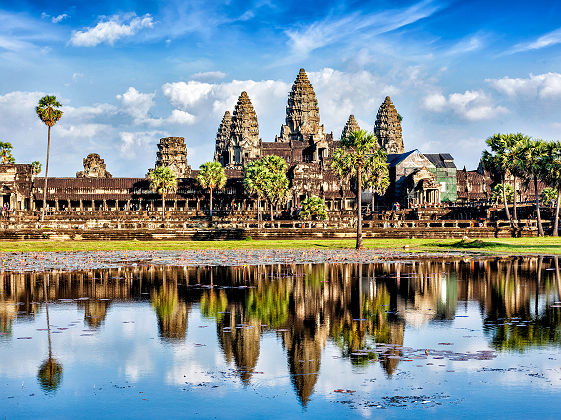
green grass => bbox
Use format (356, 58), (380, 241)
(0, 237), (560, 254)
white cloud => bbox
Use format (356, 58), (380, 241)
(119, 130), (167, 159)
(51, 14), (69, 24)
(117, 87), (155, 121)
(422, 89), (508, 121)
(191, 71), (226, 81)
(70, 13), (154, 47)
(510, 27), (561, 53)
(162, 81), (213, 109)
(487, 72), (561, 99)
(284, 0), (443, 58)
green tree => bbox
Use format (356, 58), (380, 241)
(542, 141), (561, 236)
(261, 155), (289, 221)
(196, 161), (227, 217)
(331, 129), (382, 249)
(31, 160), (42, 175)
(363, 149), (390, 213)
(36, 96), (63, 223)
(491, 184), (514, 205)
(244, 160), (267, 224)
(300, 196), (327, 221)
(244, 156), (290, 223)
(482, 133), (527, 226)
(0, 142), (15, 164)
(516, 138), (548, 236)
(149, 166), (178, 220)
(541, 187), (557, 207)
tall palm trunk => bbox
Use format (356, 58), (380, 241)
(371, 186), (375, 216)
(534, 175), (544, 236)
(512, 175), (518, 224)
(41, 126), (51, 223)
(209, 188), (213, 218)
(161, 193), (165, 220)
(257, 197), (261, 227)
(270, 200), (274, 223)
(501, 173), (511, 226)
(554, 189), (561, 237)
(356, 168), (363, 250)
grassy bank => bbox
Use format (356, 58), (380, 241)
(0, 237), (560, 254)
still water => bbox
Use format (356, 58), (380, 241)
(1, 257), (561, 419)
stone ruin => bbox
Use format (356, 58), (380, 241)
(277, 68), (326, 143)
(76, 153), (112, 178)
(374, 96), (404, 154)
(155, 137), (191, 178)
(341, 114), (361, 139)
(214, 92), (261, 169)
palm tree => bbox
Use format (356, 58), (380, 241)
(244, 160), (267, 225)
(196, 161), (227, 218)
(482, 133), (524, 227)
(0, 141), (15, 164)
(36, 96), (63, 223)
(260, 155), (289, 222)
(331, 129), (382, 249)
(149, 166), (178, 220)
(363, 149), (390, 214)
(542, 141), (561, 236)
(517, 138), (548, 236)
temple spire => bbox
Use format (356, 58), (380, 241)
(374, 96), (404, 154)
(277, 68), (325, 143)
(341, 114), (361, 139)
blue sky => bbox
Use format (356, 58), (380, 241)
(2, 0), (561, 176)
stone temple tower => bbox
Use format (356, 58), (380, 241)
(374, 96), (404, 154)
(277, 68), (325, 143)
(214, 111), (232, 166)
(214, 91), (261, 169)
(155, 137), (191, 178)
(341, 114), (361, 139)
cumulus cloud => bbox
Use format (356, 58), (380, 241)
(117, 87), (155, 121)
(423, 89), (508, 121)
(70, 13), (154, 47)
(487, 72), (561, 99)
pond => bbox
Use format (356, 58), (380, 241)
(1, 254), (561, 419)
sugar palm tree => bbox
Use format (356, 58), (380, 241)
(36, 96), (63, 223)
(196, 161), (227, 217)
(542, 141), (561, 236)
(517, 138), (548, 236)
(260, 155), (289, 221)
(332, 129), (382, 249)
(149, 166), (178, 220)
(244, 160), (267, 225)
(0, 141), (15, 164)
(363, 148), (390, 214)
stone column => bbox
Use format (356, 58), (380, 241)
(103, 199), (107, 211)
(174, 199), (178, 211)
(79, 199), (83, 211)
(54, 199), (59, 211)
(127, 200), (131, 212)
(91, 199), (95, 211)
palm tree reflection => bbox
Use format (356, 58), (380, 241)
(37, 274), (63, 393)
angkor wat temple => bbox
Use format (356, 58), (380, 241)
(0, 68), (542, 215)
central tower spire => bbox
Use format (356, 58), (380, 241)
(277, 68), (325, 143)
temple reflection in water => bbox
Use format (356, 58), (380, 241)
(1, 258), (561, 404)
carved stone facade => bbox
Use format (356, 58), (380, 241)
(277, 68), (326, 145)
(341, 115), (361, 139)
(375, 96), (404, 154)
(214, 92), (261, 169)
(155, 137), (191, 178)
(76, 153), (112, 179)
